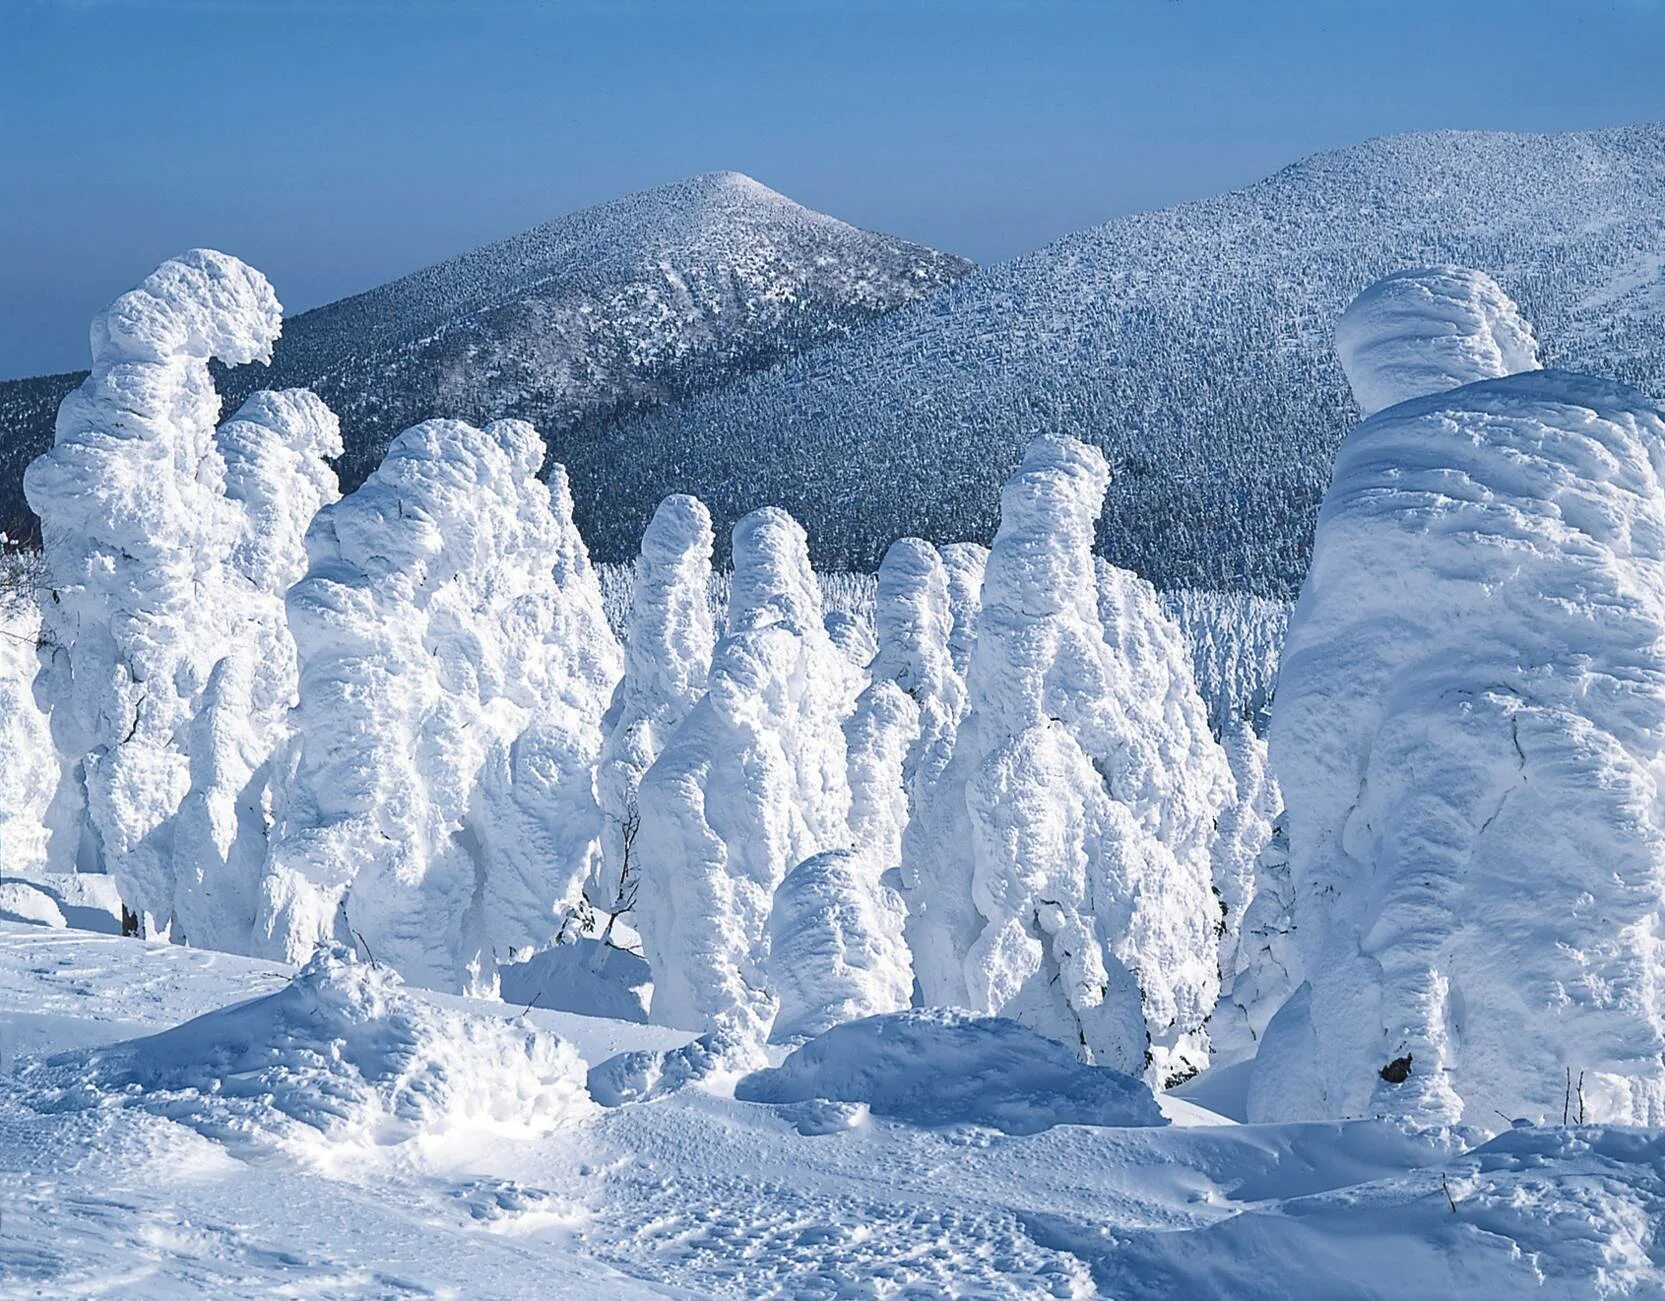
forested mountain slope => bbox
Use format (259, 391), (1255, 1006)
(596, 125), (1665, 592)
(0, 171), (971, 541)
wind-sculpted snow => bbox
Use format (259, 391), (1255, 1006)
(1251, 275), (1665, 1128)
(260, 417), (620, 993)
(905, 435), (1231, 1081)
(594, 494), (716, 917)
(1334, 266), (1540, 416)
(170, 390), (343, 953)
(766, 849), (912, 1043)
(938, 542), (988, 678)
(23, 251), (282, 933)
(735, 1009), (1166, 1134)
(634, 507), (861, 1037)
(845, 538), (965, 873)
(13, 945), (592, 1165)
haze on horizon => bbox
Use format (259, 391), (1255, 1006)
(2, 0), (1660, 379)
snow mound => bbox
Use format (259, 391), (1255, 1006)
(735, 1009), (1166, 1135)
(1334, 265), (1539, 417)
(0, 882), (66, 928)
(14, 945), (592, 1165)
(766, 849), (912, 1043)
(587, 1028), (762, 1107)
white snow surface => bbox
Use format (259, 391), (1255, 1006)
(13, 943), (593, 1169)
(1252, 278), (1665, 1128)
(1334, 265), (1541, 417)
(259, 417), (621, 993)
(6, 923), (1665, 1297)
(634, 506), (862, 1037)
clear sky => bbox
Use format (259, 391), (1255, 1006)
(3, 0), (1663, 378)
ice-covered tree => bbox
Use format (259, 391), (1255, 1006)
(1250, 267), (1665, 1127)
(170, 390), (343, 950)
(593, 494), (716, 920)
(24, 250), (282, 932)
(938, 541), (988, 677)
(259, 418), (620, 993)
(845, 538), (966, 870)
(904, 435), (1231, 1081)
(0, 546), (54, 877)
(766, 849), (912, 1043)
(634, 506), (861, 1036)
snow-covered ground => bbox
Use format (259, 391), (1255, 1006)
(4, 922), (1662, 1299)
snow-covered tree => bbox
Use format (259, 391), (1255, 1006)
(1250, 267), (1665, 1127)
(259, 418), (620, 993)
(634, 506), (861, 1036)
(904, 435), (1231, 1081)
(170, 390), (342, 950)
(24, 250), (282, 933)
(0, 547), (54, 877)
(593, 494), (716, 920)
(938, 541), (988, 677)
(766, 849), (912, 1043)
(845, 537), (966, 870)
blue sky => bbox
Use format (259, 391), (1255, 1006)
(3, 0), (1663, 377)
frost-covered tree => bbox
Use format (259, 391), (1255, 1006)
(24, 251), (282, 932)
(593, 494), (716, 920)
(904, 435), (1231, 1081)
(938, 542), (988, 677)
(170, 391), (342, 950)
(1250, 268), (1665, 1127)
(259, 418), (621, 993)
(0, 546), (54, 877)
(766, 849), (912, 1043)
(845, 538), (966, 870)
(634, 506), (861, 1036)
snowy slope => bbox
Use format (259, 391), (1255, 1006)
(597, 123), (1665, 590)
(5, 924), (1665, 1298)
(0, 172), (972, 543)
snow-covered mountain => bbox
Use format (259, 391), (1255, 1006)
(594, 124), (1665, 593)
(0, 171), (972, 541)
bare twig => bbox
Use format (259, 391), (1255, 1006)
(1441, 1173), (1457, 1214)
(1564, 1067), (1572, 1125)
(1577, 1071), (1586, 1126)
(351, 928), (379, 969)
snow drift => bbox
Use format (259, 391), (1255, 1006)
(735, 1008), (1166, 1134)
(1251, 268), (1665, 1127)
(14, 945), (592, 1165)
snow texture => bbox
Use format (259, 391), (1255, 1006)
(1251, 272), (1665, 1127)
(736, 1008), (1166, 1134)
(1334, 265), (1541, 417)
(594, 494), (716, 916)
(765, 849), (912, 1043)
(23, 250), (282, 933)
(259, 417), (621, 993)
(634, 506), (861, 1036)
(845, 537), (966, 873)
(14, 944), (592, 1166)
(905, 434), (1229, 1080)
(938, 542), (988, 679)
